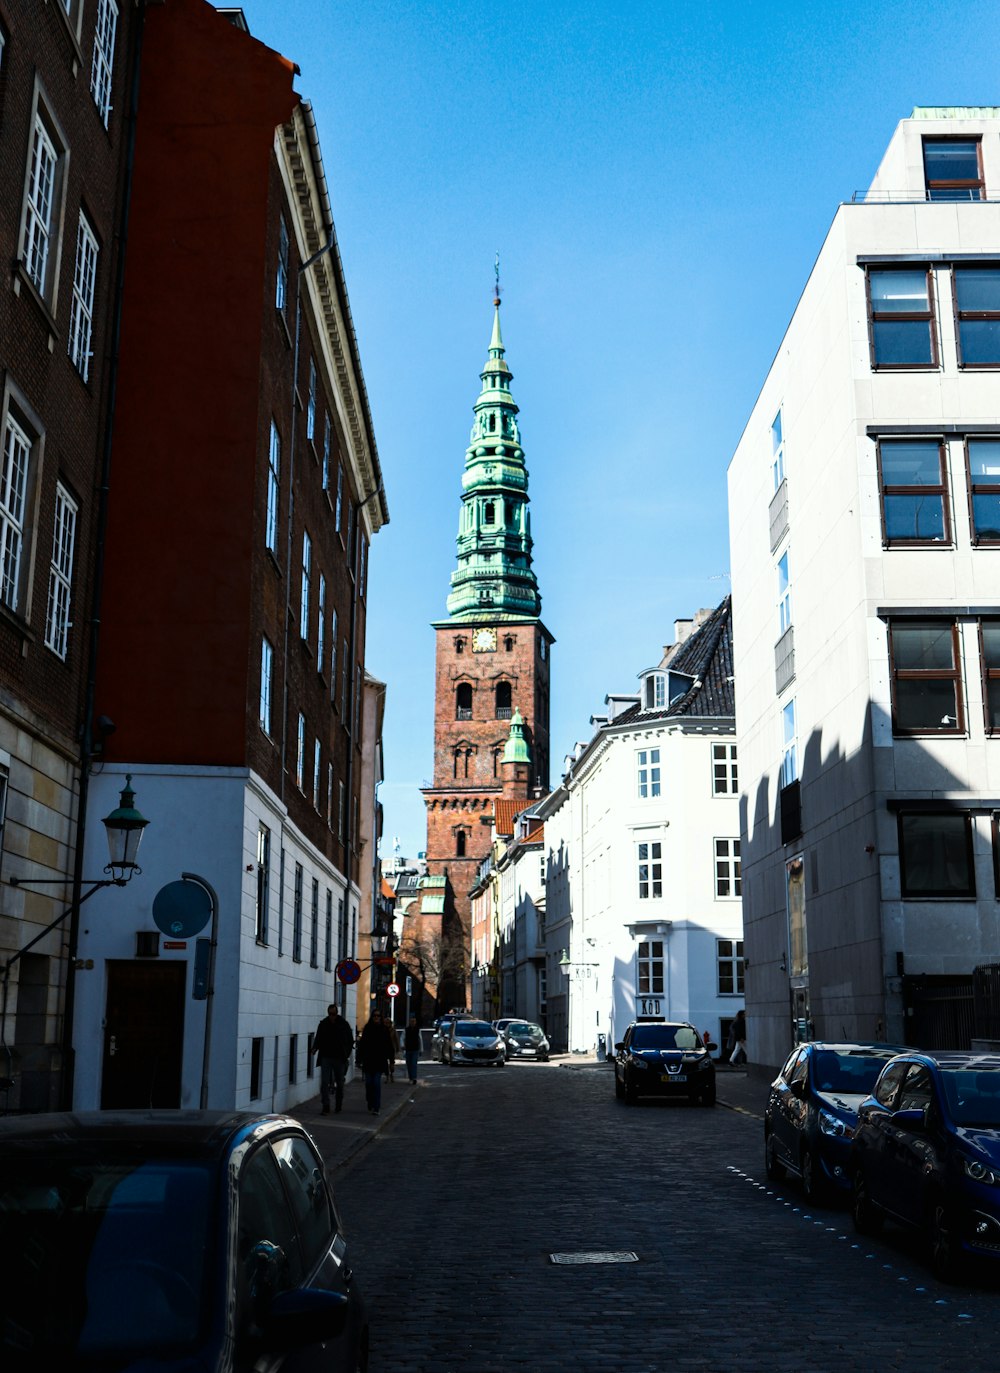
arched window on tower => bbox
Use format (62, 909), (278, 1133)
(504, 635), (514, 652)
(456, 831), (467, 857)
(484, 501), (495, 524)
(455, 636), (466, 654)
(492, 744), (503, 778)
(495, 680), (512, 719)
(456, 683), (472, 720)
(488, 414), (496, 432)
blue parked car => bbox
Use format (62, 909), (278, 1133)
(764, 1042), (904, 1202)
(851, 1051), (1000, 1281)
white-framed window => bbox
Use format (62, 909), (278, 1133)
(712, 742), (738, 795)
(338, 781), (346, 841)
(322, 414), (331, 491)
(637, 841), (662, 899)
(68, 212), (98, 381)
(327, 762), (334, 827)
(300, 531), (311, 639)
(255, 824), (270, 944)
(714, 838), (742, 898)
(276, 215), (289, 311)
(292, 862), (303, 962)
(771, 408), (784, 491)
(340, 642), (349, 721)
(643, 672), (666, 710)
(296, 712), (305, 791)
(310, 878), (319, 967)
(777, 548), (792, 635)
(325, 888), (333, 971)
(637, 939), (664, 995)
(637, 747), (661, 799)
(22, 111), (61, 298)
(259, 637), (273, 734)
(1, 409), (34, 614)
(44, 482), (78, 658)
(717, 938), (744, 995)
(266, 421), (280, 552)
(335, 466), (343, 533)
(317, 573), (326, 666)
(781, 698), (798, 786)
(313, 738), (321, 808)
(307, 360), (316, 441)
(330, 609), (338, 700)
(90, 0), (118, 127)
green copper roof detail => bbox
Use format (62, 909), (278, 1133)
(445, 295), (542, 622)
(502, 709), (531, 764)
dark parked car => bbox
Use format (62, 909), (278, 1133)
(614, 1021), (716, 1105)
(0, 1109), (368, 1371)
(851, 1051), (1000, 1281)
(764, 1041), (903, 1202)
(440, 1019), (506, 1066)
(501, 1021), (550, 1061)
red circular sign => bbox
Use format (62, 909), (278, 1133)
(336, 959), (362, 985)
(386, 983), (400, 998)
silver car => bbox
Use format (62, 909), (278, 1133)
(441, 1019), (506, 1066)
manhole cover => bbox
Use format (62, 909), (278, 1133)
(549, 1251), (639, 1265)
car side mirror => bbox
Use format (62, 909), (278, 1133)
(260, 1288), (349, 1351)
(614, 1041), (625, 1052)
(789, 1078), (806, 1100)
(892, 1107), (927, 1129)
(706, 1042), (718, 1053)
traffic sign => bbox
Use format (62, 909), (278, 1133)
(152, 880), (212, 939)
(386, 982), (400, 998)
(336, 958), (362, 985)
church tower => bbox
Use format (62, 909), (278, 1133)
(421, 285), (553, 1005)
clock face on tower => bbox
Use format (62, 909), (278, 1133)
(472, 627), (497, 653)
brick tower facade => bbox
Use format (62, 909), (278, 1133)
(421, 290), (553, 1008)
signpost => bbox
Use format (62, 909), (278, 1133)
(386, 982), (400, 998)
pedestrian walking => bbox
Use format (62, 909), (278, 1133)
(404, 1015), (421, 1084)
(728, 1008), (747, 1066)
(357, 1010), (395, 1115)
(313, 1003), (354, 1114)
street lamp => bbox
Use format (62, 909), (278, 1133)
(100, 774), (151, 879)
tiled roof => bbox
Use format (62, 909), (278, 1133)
(616, 596), (735, 726)
(492, 798), (522, 837)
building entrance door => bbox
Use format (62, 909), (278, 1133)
(101, 960), (186, 1108)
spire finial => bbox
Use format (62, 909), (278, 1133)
(493, 251), (501, 308)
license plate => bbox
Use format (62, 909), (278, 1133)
(661, 1073), (686, 1083)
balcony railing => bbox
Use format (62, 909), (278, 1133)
(456, 708), (472, 720)
(495, 706), (512, 719)
(769, 478), (789, 552)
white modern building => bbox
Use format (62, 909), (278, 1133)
(539, 601), (744, 1056)
(728, 108), (1000, 1069)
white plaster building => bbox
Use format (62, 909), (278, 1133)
(539, 601), (744, 1056)
(728, 108), (1000, 1070)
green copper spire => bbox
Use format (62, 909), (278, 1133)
(444, 286), (541, 621)
(502, 709), (532, 764)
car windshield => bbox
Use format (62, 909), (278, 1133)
(0, 1151), (215, 1366)
(509, 1023), (543, 1038)
(456, 1022), (494, 1037)
(631, 1025), (701, 1050)
(811, 1048), (901, 1094)
(939, 1068), (1000, 1126)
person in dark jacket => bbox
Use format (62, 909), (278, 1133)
(313, 1004), (354, 1114)
(728, 1009), (747, 1066)
(404, 1015), (421, 1084)
(357, 1011), (394, 1115)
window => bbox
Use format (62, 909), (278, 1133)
(495, 680), (512, 718)
(637, 940), (664, 995)
(898, 812), (975, 898)
(300, 531), (311, 639)
(456, 682), (472, 720)
(338, 781), (345, 842)
(44, 483), (77, 658)
(771, 409), (785, 491)
(967, 439), (1000, 544)
(310, 878), (319, 968)
(456, 830), (466, 857)
(780, 700), (798, 786)
(327, 761), (333, 826)
(68, 213), (98, 381)
(866, 268), (936, 368)
(90, 0), (118, 127)
(288, 1034), (298, 1084)
(354, 666), (361, 740)
(276, 215), (289, 311)
(325, 889), (333, 971)
(335, 466), (343, 533)
(292, 863), (303, 961)
(313, 739), (321, 808)
(255, 825), (270, 944)
(322, 415), (331, 491)
(340, 642), (349, 720)
(484, 500), (495, 524)
(717, 939), (744, 995)
(259, 637), (273, 734)
(637, 748), (660, 799)
(250, 1038), (264, 1100)
(22, 107), (64, 301)
(266, 422), (280, 553)
(981, 621), (1000, 733)
(317, 574), (326, 667)
(923, 138), (984, 202)
(954, 267), (1000, 367)
(877, 439), (950, 545)
(643, 673), (666, 710)
(888, 621), (963, 734)
(777, 549), (792, 634)
(296, 713), (305, 790)
(337, 896), (346, 965)
(787, 854), (807, 976)
(1, 408), (34, 614)
(330, 610), (338, 699)
(712, 742), (738, 795)
(715, 839), (742, 898)
(307, 360), (316, 441)
(637, 841), (662, 899)
(360, 538), (368, 599)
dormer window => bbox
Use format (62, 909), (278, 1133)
(643, 673), (666, 710)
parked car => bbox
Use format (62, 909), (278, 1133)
(851, 1051), (1000, 1281)
(0, 1109), (368, 1371)
(491, 1018), (518, 1036)
(764, 1041), (904, 1202)
(500, 1021), (550, 1061)
(431, 1012), (477, 1061)
(614, 1021), (716, 1105)
(440, 1019), (506, 1066)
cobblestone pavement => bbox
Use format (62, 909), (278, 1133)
(330, 1059), (999, 1373)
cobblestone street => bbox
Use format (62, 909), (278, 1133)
(334, 1060), (998, 1373)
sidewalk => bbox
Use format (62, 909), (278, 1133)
(300, 1069), (420, 1172)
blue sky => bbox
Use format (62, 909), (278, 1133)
(244, 0), (1000, 857)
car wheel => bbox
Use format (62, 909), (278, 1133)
(765, 1131), (786, 1181)
(701, 1078), (717, 1106)
(851, 1166), (883, 1236)
(930, 1199), (966, 1284)
(801, 1147), (827, 1204)
(624, 1072), (637, 1105)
